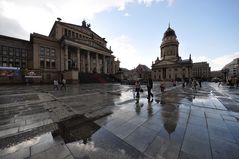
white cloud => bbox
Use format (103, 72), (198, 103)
(124, 13), (130, 16)
(137, 0), (175, 6)
(192, 52), (239, 71)
(109, 35), (150, 69)
(0, 0), (175, 38)
(211, 52), (239, 71)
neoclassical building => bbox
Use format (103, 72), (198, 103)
(152, 25), (192, 81)
(0, 20), (120, 83)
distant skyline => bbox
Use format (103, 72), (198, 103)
(0, 0), (238, 71)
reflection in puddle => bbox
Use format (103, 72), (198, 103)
(160, 93), (179, 136)
(52, 115), (100, 144)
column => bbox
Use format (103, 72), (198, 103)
(96, 53), (99, 73)
(87, 51), (90, 73)
(65, 45), (68, 71)
(103, 55), (107, 74)
(77, 48), (81, 71)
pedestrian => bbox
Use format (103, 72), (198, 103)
(198, 79), (202, 88)
(182, 79), (185, 88)
(192, 78), (197, 90)
(135, 80), (141, 104)
(60, 78), (66, 90)
(53, 79), (59, 90)
(218, 80), (221, 87)
(147, 76), (153, 102)
(160, 81), (165, 93)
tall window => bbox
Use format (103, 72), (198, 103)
(9, 48), (14, 56)
(40, 47), (45, 56)
(39, 46), (56, 69)
(22, 49), (26, 57)
(40, 57), (44, 68)
(3, 46), (7, 55)
(15, 48), (20, 57)
(46, 48), (50, 56)
(51, 59), (56, 68)
(46, 59), (50, 68)
(15, 58), (20, 67)
(51, 49), (55, 57)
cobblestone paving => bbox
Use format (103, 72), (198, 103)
(0, 82), (239, 159)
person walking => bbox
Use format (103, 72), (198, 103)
(60, 78), (66, 90)
(192, 78), (197, 90)
(160, 81), (165, 93)
(135, 80), (141, 104)
(147, 76), (153, 102)
(53, 79), (59, 90)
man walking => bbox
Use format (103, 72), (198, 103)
(147, 76), (153, 102)
(60, 78), (66, 90)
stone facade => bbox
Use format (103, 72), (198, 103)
(0, 20), (120, 83)
(222, 58), (239, 79)
(152, 26), (192, 81)
(192, 62), (211, 79)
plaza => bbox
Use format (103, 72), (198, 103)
(0, 82), (239, 159)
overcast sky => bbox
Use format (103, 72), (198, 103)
(0, 0), (238, 71)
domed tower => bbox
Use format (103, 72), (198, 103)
(160, 25), (180, 61)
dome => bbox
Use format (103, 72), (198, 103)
(163, 26), (177, 39)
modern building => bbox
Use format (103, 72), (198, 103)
(151, 25), (192, 81)
(0, 20), (120, 83)
(222, 58), (239, 80)
(192, 62), (211, 80)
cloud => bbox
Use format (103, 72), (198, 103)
(193, 52), (239, 71)
(0, 14), (28, 39)
(0, 0), (175, 37)
(109, 35), (150, 69)
(137, 0), (175, 6)
(124, 13), (130, 16)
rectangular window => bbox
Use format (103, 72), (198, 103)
(46, 48), (50, 56)
(22, 49), (26, 57)
(46, 59), (50, 68)
(21, 59), (26, 68)
(68, 30), (71, 37)
(72, 32), (75, 38)
(0, 46), (2, 55)
(51, 59), (56, 68)
(65, 29), (67, 36)
(76, 33), (78, 38)
(15, 48), (20, 57)
(40, 47), (45, 56)
(9, 48), (14, 56)
(40, 58), (44, 68)
(3, 61), (7, 67)
(3, 46), (7, 55)
(15, 58), (20, 67)
(3, 57), (7, 62)
(51, 49), (55, 57)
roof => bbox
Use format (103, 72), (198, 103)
(163, 26), (177, 39)
(49, 21), (107, 42)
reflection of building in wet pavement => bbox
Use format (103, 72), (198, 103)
(160, 93), (179, 137)
(52, 115), (100, 144)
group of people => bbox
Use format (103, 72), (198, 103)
(53, 78), (66, 90)
(134, 77), (204, 103)
(134, 76), (155, 104)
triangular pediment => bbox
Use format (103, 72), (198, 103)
(155, 60), (177, 66)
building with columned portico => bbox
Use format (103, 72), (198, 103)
(151, 25), (192, 81)
(0, 20), (120, 83)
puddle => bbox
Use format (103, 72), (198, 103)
(0, 114), (146, 158)
(52, 115), (100, 144)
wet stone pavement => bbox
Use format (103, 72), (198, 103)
(0, 82), (239, 159)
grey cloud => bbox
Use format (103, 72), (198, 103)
(0, 15), (29, 40)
